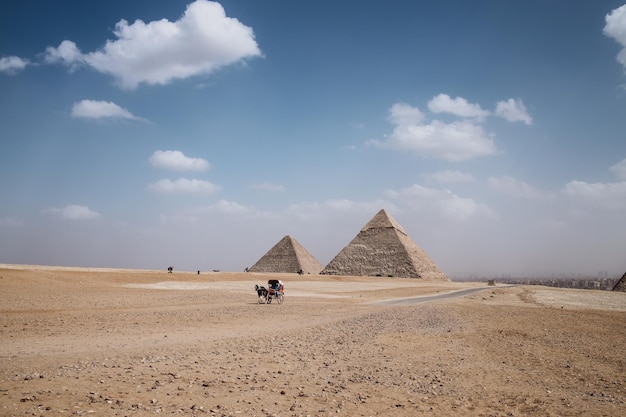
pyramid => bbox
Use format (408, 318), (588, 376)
(248, 235), (323, 274)
(321, 209), (449, 280)
(612, 272), (626, 292)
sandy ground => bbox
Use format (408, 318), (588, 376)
(0, 264), (625, 417)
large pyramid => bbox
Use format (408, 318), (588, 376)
(248, 235), (323, 274)
(321, 209), (449, 280)
(612, 272), (626, 292)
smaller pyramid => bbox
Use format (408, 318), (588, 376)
(248, 235), (323, 274)
(321, 209), (449, 280)
(612, 272), (626, 292)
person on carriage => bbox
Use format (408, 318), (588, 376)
(268, 279), (283, 295)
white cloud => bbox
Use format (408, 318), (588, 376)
(71, 100), (145, 121)
(369, 116), (497, 161)
(495, 98), (532, 125)
(251, 182), (286, 192)
(43, 0), (261, 89)
(385, 184), (494, 221)
(371, 94), (535, 161)
(0, 56), (30, 75)
(562, 180), (626, 210)
(189, 200), (270, 218)
(370, 97), (503, 161)
(428, 94), (490, 120)
(609, 158), (626, 179)
(488, 176), (546, 199)
(422, 170), (475, 184)
(149, 150), (210, 172)
(148, 178), (220, 194)
(604, 4), (626, 71)
(204, 199), (258, 215)
(387, 102), (425, 125)
(42, 205), (101, 220)
(43, 40), (83, 68)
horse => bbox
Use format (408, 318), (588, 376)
(254, 284), (269, 304)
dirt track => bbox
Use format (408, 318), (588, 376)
(1, 265), (625, 416)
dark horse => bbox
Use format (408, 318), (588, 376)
(254, 284), (268, 304)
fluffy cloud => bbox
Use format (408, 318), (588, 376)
(370, 93), (532, 161)
(71, 100), (145, 121)
(488, 176), (546, 199)
(42, 205), (101, 220)
(369, 103), (497, 161)
(609, 158), (626, 179)
(494, 99), (532, 125)
(562, 180), (626, 210)
(149, 150), (210, 172)
(428, 94), (490, 120)
(385, 184), (494, 221)
(604, 4), (626, 71)
(0, 56), (29, 75)
(198, 199), (259, 215)
(44, 40), (83, 68)
(43, 0), (261, 89)
(148, 178), (219, 194)
(386, 102), (425, 125)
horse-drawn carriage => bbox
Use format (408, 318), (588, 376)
(254, 279), (284, 304)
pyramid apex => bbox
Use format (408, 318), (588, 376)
(361, 209), (407, 234)
(279, 235), (297, 245)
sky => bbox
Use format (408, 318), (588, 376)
(1, 0), (626, 278)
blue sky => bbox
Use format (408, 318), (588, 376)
(1, 0), (626, 278)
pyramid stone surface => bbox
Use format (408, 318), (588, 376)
(248, 235), (323, 274)
(612, 272), (626, 292)
(321, 209), (449, 280)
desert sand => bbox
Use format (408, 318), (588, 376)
(0, 264), (624, 416)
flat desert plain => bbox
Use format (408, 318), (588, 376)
(1, 265), (625, 417)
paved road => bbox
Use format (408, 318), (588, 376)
(373, 287), (491, 306)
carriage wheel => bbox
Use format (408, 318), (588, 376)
(277, 294), (284, 304)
